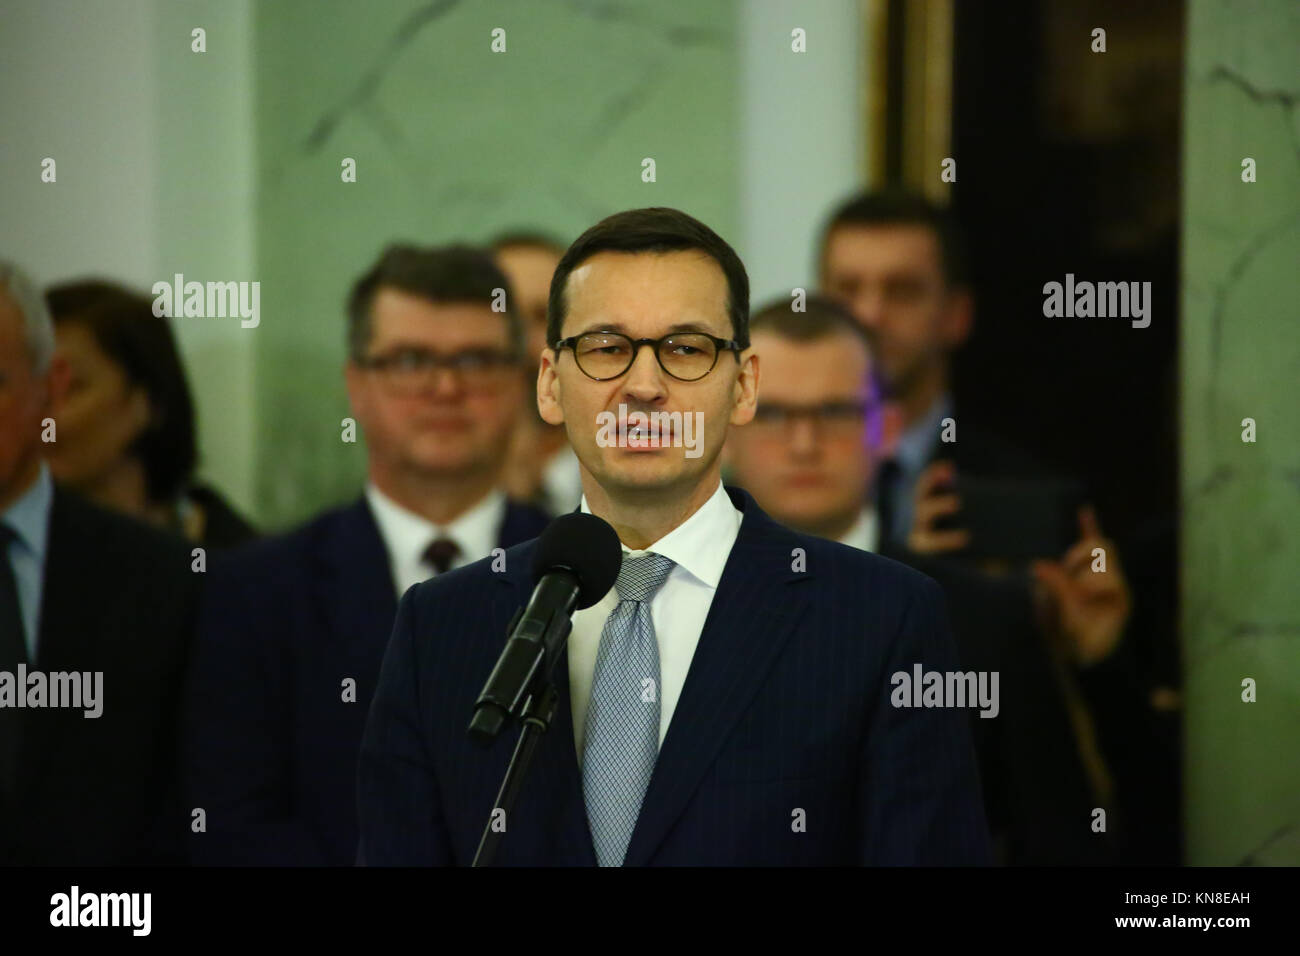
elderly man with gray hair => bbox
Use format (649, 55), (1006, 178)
(0, 260), (200, 865)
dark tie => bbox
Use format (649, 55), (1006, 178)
(875, 459), (903, 548)
(422, 537), (461, 575)
(0, 524), (28, 799)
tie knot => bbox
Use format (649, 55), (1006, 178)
(615, 553), (675, 604)
(423, 537), (461, 575)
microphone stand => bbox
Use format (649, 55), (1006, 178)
(471, 682), (558, 867)
(470, 609), (573, 867)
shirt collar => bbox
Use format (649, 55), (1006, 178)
(542, 443), (584, 516)
(580, 481), (741, 590)
(836, 505), (878, 553)
(895, 392), (954, 478)
(365, 482), (506, 566)
(2, 460), (54, 560)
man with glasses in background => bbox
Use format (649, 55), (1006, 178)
(724, 295), (896, 552)
(184, 244), (549, 865)
(357, 208), (990, 866)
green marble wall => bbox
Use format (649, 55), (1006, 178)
(154, 0), (257, 520)
(1181, 0), (1300, 865)
(251, 0), (739, 526)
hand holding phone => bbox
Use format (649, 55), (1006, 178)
(907, 460), (970, 555)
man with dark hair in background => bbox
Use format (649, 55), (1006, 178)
(357, 207), (990, 866)
(819, 189), (1046, 549)
(185, 244), (550, 865)
(0, 260), (200, 865)
(492, 232), (583, 515)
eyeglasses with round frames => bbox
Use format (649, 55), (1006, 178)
(553, 330), (742, 382)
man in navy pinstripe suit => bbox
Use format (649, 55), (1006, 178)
(357, 207), (992, 865)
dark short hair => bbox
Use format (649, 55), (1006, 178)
(750, 294), (885, 412)
(546, 207), (750, 350)
(750, 293), (873, 350)
(489, 230), (567, 257)
(346, 244), (524, 360)
(45, 280), (197, 503)
(818, 190), (969, 288)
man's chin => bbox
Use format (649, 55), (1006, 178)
(592, 452), (701, 495)
(401, 449), (485, 476)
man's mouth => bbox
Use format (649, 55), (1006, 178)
(596, 404), (702, 456)
(416, 415), (473, 431)
(620, 414), (673, 449)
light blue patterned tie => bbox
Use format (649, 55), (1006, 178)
(582, 552), (676, 866)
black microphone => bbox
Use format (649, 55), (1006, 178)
(468, 512), (621, 745)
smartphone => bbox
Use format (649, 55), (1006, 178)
(949, 477), (1086, 560)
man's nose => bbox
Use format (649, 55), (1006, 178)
(622, 343), (667, 402)
(788, 416), (820, 456)
(424, 365), (465, 399)
(853, 289), (885, 330)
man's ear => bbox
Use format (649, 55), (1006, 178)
(943, 286), (974, 349)
(536, 348), (564, 426)
(729, 350), (759, 427)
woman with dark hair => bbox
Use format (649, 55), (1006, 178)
(43, 279), (256, 547)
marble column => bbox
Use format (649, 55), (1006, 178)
(1181, 0), (1300, 865)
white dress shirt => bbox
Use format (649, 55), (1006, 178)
(569, 481), (742, 764)
(364, 483), (507, 597)
(837, 505), (879, 553)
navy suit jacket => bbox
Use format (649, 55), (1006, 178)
(184, 495), (549, 865)
(357, 487), (992, 865)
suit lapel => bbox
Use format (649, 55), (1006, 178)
(36, 490), (106, 675)
(497, 501), (550, 550)
(317, 499), (397, 665)
(24, 491), (105, 778)
(623, 489), (811, 866)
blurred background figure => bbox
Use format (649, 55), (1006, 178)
(44, 280), (256, 548)
(725, 295), (896, 549)
(185, 244), (550, 865)
(491, 232), (564, 367)
(491, 231), (582, 516)
(819, 190), (1045, 551)
(819, 189), (1180, 863)
(1, 261), (199, 865)
(727, 293), (1172, 864)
